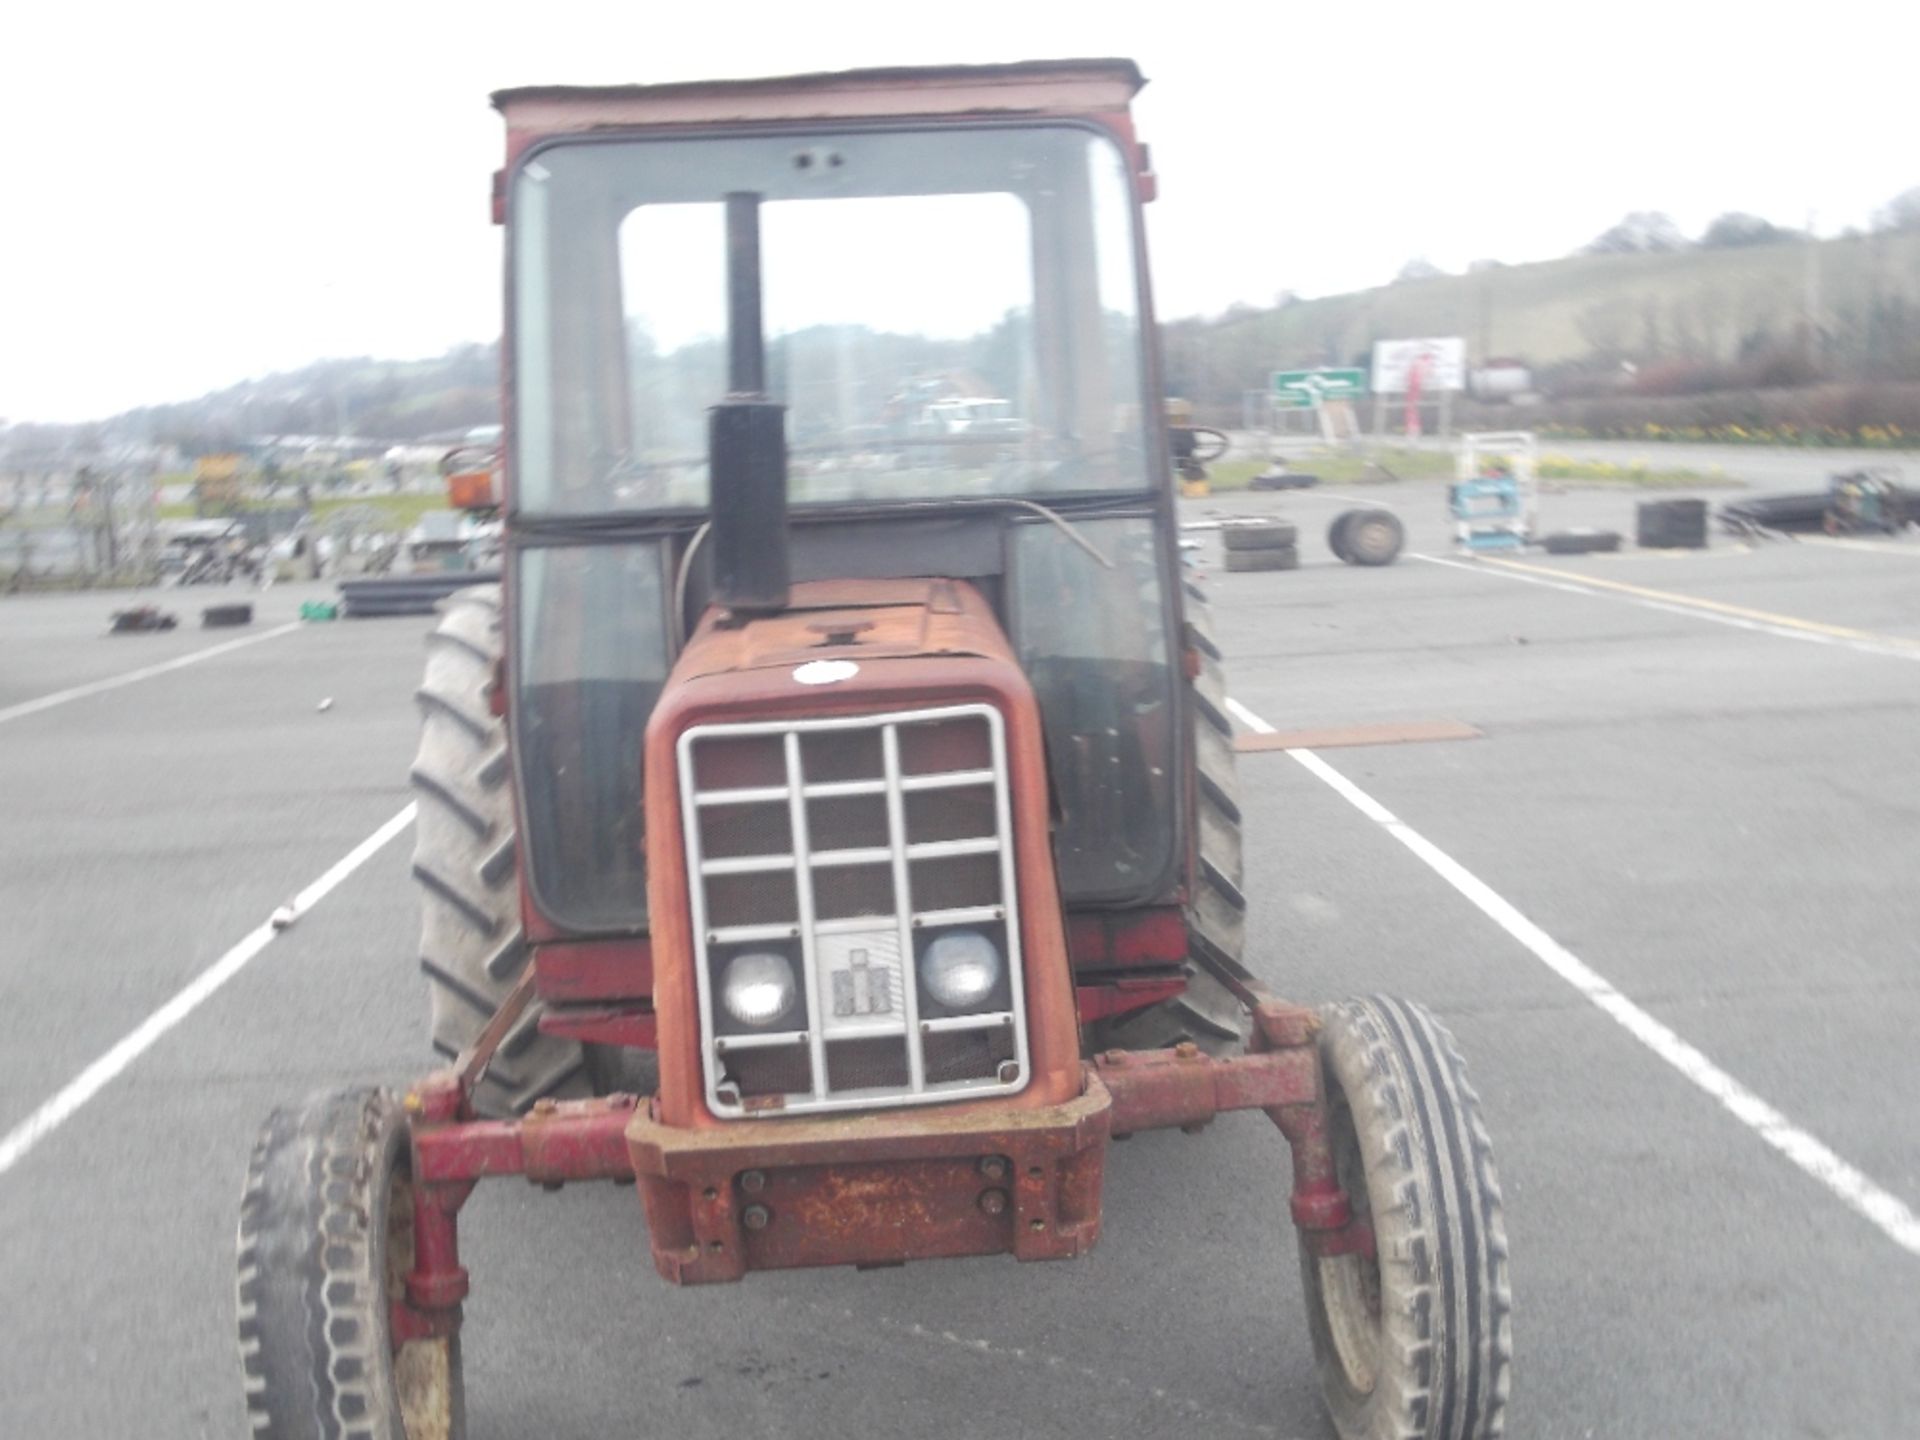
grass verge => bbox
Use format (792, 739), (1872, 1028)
(1204, 446), (1730, 492)
(157, 493), (452, 528)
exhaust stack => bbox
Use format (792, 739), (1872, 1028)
(708, 191), (789, 615)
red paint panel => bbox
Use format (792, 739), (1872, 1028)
(628, 1078), (1111, 1283)
(1066, 908), (1189, 970)
(538, 1004), (657, 1050)
(532, 939), (653, 1004)
(1074, 977), (1187, 1024)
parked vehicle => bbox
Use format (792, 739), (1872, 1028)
(238, 62), (1511, 1440)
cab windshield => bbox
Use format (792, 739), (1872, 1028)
(511, 124), (1152, 513)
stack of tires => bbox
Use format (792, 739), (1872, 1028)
(1541, 529), (1622, 555)
(1637, 499), (1708, 549)
(1221, 519), (1298, 571)
(339, 571), (503, 618)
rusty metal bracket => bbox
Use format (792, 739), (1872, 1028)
(414, 1094), (641, 1186)
(1095, 1041), (1319, 1135)
(1250, 998), (1351, 1237)
(1185, 927), (1274, 1012)
(1248, 998), (1321, 1052)
(626, 1079), (1112, 1283)
(395, 986), (1365, 1290)
(452, 965), (539, 1103)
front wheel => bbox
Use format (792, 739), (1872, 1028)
(237, 1089), (465, 1440)
(1300, 997), (1512, 1440)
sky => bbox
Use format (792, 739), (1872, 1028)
(3, 0), (1916, 423)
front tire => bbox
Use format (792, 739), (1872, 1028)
(236, 1089), (464, 1440)
(1301, 997), (1512, 1440)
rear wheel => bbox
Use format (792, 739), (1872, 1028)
(1541, 529), (1620, 555)
(1340, 510), (1405, 567)
(1327, 513), (1357, 561)
(413, 585), (588, 1116)
(1092, 579), (1249, 1054)
(1300, 997), (1512, 1440)
(236, 1088), (464, 1440)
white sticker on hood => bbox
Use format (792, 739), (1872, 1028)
(793, 659), (860, 686)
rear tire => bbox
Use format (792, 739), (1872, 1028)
(1092, 579), (1249, 1055)
(1300, 997), (1512, 1440)
(236, 1088), (465, 1440)
(1541, 529), (1620, 555)
(1328, 513), (1357, 562)
(1340, 510), (1405, 567)
(413, 585), (587, 1116)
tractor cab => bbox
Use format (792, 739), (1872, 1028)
(493, 61), (1236, 1074)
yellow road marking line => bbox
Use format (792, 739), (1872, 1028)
(1476, 554), (1920, 647)
(1235, 719), (1481, 752)
(1585, 545), (1756, 562)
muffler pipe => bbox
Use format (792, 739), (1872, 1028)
(709, 191), (789, 614)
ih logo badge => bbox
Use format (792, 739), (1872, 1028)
(831, 948), (894, 1017)
(817, 929), (904, 1033)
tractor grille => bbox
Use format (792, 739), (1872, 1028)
(678, 703), (1030, 1118)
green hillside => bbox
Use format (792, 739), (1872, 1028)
(1165, 228), (1920, 399)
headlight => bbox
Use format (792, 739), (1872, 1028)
(720, 951), (797, 1027)
(918, 929), (1001, 1010)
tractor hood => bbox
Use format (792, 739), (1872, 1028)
(640, 576), (1083, 1131)
(667, 578), (1013, 684)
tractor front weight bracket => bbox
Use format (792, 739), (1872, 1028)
(392, 997), (1372, 1289)
(398, 1072), (650, 1348)
(1247, 1000), (1367, 1259)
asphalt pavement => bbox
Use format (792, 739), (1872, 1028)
(2, 492), (1917, 1438)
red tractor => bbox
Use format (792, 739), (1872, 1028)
(237, 61), (1510, 1440)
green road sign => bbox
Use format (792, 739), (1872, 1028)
(1271, 368), (1367, 407)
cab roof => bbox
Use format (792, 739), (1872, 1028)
(492, 59), (1146, 145)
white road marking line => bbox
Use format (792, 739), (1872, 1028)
(0, 803), (417, 1178)
(1225, 695), (1920, 1259)
(0, 620), (303, 725)
(1289, 491), (1391, 508)
(1411, 551), (1920, 662)
(1801, 534), (1920, 559)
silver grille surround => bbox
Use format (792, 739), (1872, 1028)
(677, 702), (1031, 1119)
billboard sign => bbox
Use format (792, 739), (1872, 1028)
(1371, 337), (1467, 394)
